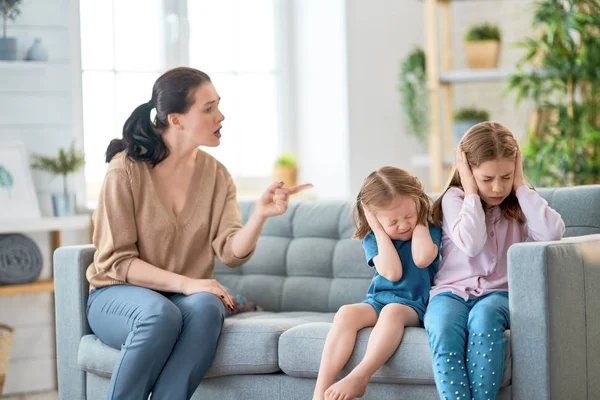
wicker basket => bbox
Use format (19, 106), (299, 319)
(0, 324), (15, 395)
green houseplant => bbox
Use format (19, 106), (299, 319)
(397, 47), (428, 144)
(507, 0), (600, 186)
(453, 107), (490, 146)
(0, 0), (21, 60)
(464, 23), (501, 69)
(272, 152), (297, 188)
(30, 141), (85, 216)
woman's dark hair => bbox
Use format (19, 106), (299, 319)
(105, 67), (212, 165)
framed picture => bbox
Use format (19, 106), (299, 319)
(0, 142), (42, 219)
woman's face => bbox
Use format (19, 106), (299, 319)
(176, 82), (225, 148)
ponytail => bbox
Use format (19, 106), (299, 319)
(105, 102), (168, 165)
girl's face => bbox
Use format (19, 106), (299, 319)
(471, 157), (515, 207)
(375, 195), (418, 241)
(176, 82), (225, 148)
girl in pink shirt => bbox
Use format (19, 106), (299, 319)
(424, 122), (564, 400)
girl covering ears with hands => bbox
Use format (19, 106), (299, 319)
(313, 167), (442, 400)
(424, 121), (565, 400)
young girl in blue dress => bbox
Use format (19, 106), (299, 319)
(313, 166), (442, 400)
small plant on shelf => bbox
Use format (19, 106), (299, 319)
(272, 152), (297, 188)
(30, 141), (85, 216)
(454, 108), (490, 122)
(464, 23), (501, 69)
(453, 107), (490, 146)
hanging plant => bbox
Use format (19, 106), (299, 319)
(398, 47), (428, 143)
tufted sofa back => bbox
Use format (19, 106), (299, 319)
(214, 185), (600, 312)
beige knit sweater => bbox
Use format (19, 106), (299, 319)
(86, 150), (251, 290)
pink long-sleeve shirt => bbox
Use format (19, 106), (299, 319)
(430, 185), (565, 301)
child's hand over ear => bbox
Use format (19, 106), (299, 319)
(513, 149), (526, 191)
(363, 205), (386, 236)
(456, 148), (478, 195)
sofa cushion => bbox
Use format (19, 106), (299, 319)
(78, 311), (336, 379)
(279, 322), (512, 387)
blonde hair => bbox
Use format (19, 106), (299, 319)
(431, 121), (527, 226)
(353, 166), (431, 239)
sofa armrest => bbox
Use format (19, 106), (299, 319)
(54, 245), (95, 400)
(508, 234), (600, 400)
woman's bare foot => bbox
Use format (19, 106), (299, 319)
(324, 373), (370, 400)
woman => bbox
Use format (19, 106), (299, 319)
(86, 67), (311, 400)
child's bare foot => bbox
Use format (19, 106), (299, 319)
(324, 373), (370, 400)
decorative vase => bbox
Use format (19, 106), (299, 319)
(464, 40), (500, 69)
(0, 38), (17, 61)
(272, 166), (297, 188)
(52, 193), (77, 217)
(25, 38), (48, 62)
(0, 324), (15, 396)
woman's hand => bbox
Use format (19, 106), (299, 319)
(363, 205), (386, 236)
(456, 147), (478, 195)
(181, 278), (235, 311)
(255, 181), (313, 219)
(513, 148), (526, 191)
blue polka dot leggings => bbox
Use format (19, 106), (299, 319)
(424, 292), (509, 400)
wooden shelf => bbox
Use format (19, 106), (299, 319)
(0, 214), (90, 234)
(0, 278), (54, 297)
(439, 69), (515, 84)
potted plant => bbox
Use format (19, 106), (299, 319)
(397, 47), (428, 144)
(507, 0), (600, 186)
(30, 141), (85, 217)
(453, 108), (490, 146)
(0, 0), (21, 61)
(272, 152), (297, 188)
(464, 23), (501, 69)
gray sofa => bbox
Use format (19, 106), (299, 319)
(54, 185), (600, 400)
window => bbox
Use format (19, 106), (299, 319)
(80, 0), (285, 206)
(186, 0), (279, 178)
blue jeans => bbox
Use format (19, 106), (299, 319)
(87, 285), (225, 400)
(424, 292), (509, 400)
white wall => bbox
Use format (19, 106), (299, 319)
(294, 0), (537, 198)
(345, 0), (428, 194)
(0, 0), (87, 394)
(292, 0), (351, 201)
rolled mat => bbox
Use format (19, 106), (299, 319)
(0, 234), (43, 285)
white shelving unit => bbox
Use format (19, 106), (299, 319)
(0, 215), (90, 234)
(439, 69), (515, 84)
(0, 215), (91, 296)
